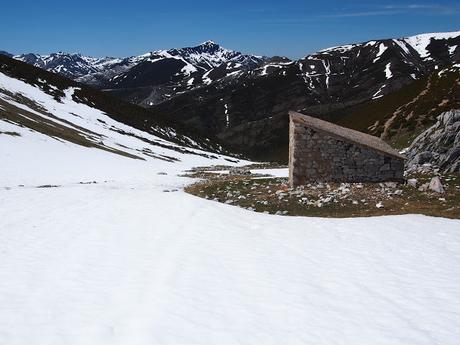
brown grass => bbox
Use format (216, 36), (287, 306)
(185, 170), (460, 219)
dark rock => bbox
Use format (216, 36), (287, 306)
(429, 176), (445, 193)
(412, 151), (433, 165)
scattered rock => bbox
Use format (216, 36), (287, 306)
(384, 182), (398, 188)
(418, 183), (429, 192)
(407, 178), (418, 188)
(229, 167), (251, 175)
(157, 172), (167, 175)
(429, 176), (445, 193)
(322, 196), (334, 203)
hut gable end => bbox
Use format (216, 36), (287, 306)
(288, 111), (405, 187)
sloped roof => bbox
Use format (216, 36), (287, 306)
(289, 111), (405, 160)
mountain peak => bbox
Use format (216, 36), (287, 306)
(200, 40), (218, 46)
(194, 40), (225, 52)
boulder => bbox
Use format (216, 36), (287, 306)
(429, 176), (445, 193)
(412, 151), (433, 165)
(407, 178), (418, 187)
(384, 182), (398, 188)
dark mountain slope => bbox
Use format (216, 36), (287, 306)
(149, 32), (460, 161)
(0, 54), (228, 155)
(333, 64), (460, 148)
(13, 41), (267, 107)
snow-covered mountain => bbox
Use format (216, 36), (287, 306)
(13, 52), (122, 80)
(0, 54), (238, 169)
(149, 31), (460, 161)
(12, 41), (266, 106)
(243, 30), (460, 103)
(2, 47), (460, 345)
(2, 38), (460, 345)
(7, 31), (460, 161)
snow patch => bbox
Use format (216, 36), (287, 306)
(404, 31), (460, 59)
(372, 84), (386, 99)
(385, 63), (393, 79)
(373, 43), (388, 63)
(224, 103), (229, 127)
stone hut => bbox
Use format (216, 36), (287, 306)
(289, 111), (405, 187)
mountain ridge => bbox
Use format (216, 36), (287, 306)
(5, 30), (460, 161)
(147, 30), (460, 161)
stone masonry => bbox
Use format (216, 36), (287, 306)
(289, 111), (405, 187)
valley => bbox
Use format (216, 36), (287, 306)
(9, 31), (459, 162)
(1, 27), (460, 345)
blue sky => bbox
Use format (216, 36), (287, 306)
(2, 0), (460, 59)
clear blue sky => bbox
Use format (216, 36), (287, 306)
(2, 0), (460, 59)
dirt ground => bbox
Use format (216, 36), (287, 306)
(184, 166), (460, 219)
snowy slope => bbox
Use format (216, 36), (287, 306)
(2, 117), (460, 345)
(2, 42), (460, 345)
(404, 31), (460, 59)
(0, 56), (245, 186)
(0, 71), (227, 164)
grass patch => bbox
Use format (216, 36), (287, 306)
(0, 131), (21, 136)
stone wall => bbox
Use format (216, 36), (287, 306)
(289, 121), (405, 187)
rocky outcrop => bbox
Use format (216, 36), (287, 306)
(406, 109), (460, 173)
